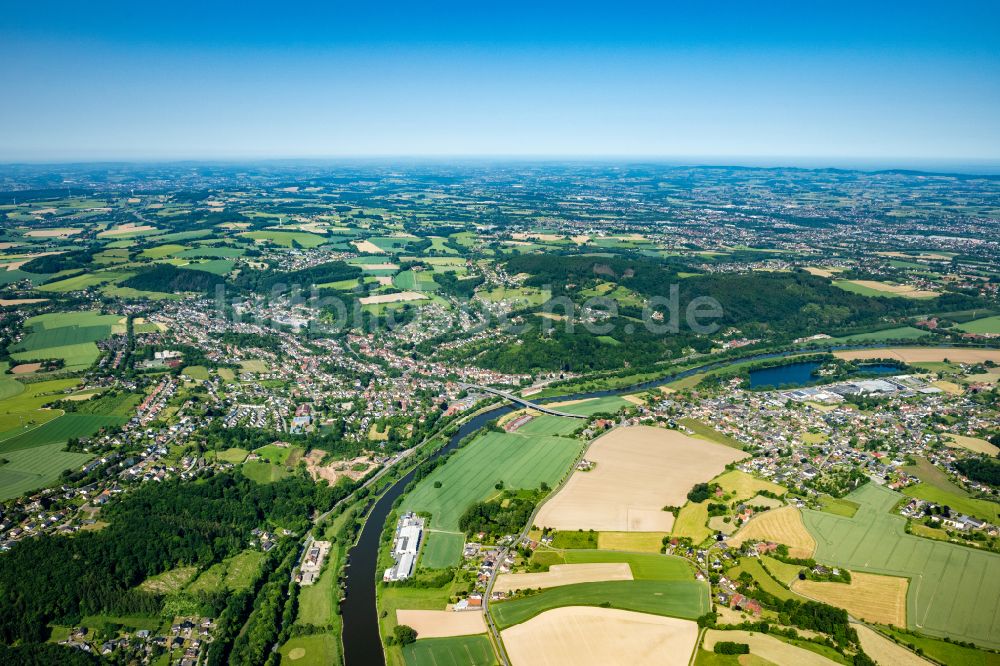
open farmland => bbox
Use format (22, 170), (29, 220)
(853, 624), (932, 666)
(802, 483), (1000, 648)
(545, 395), (632, 417)
(502, 607), (698, 666)
(955, 315), (1000, 335)
(702, 629), (841, 666)
(833, 347), (1000, 364)
(833, 279), (939, 298)
(0, 442), (93, 499)
(394, 610), (487, 638)
(489, 579), (709, 629)
(401, 425), (584, 566)
(10, 310), (121, 371)
(713, 470), (786, 502)
(535, 426), (744, 533)
(902, 482), (1000, 523)
(401, 634), (496, 666)
(792, 571), (908, 625)
(945, 434), (999, 455)
(727, 505), (817, 559)
(672, 501), (711, 543)
(242, 229), (327, 247)
(494, 563), (633, 594)
(0, 413), (124, 453)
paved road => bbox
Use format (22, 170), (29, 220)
(459, 383), (587, 419)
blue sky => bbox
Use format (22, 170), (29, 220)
(1, 1), (998, 165)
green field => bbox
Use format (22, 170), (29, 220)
(956, 315), (1000, 335)
(140, 243), (186, 259)
(37, 270), (132, 293)
(727, 557), (804, 602)
(186, 550), (265, 594)
(176, 246), (245, 259)
(902, 483), (1000, 523)
(401, 430), (583, 533)
(677, 418), (746, 450)
(394, 269), (438, 292)
(550, 395), (631, 416)
(816, 495), (860, 518)
(402, 635), (496, 666)
(0, 442), (93, 499)
(478, 286), (550, 307)
(558, 550), (696, 580)
(255, 443), (301, 465)
(11, 310), (120, 370)
(241, 461), (290, 484)
(802, 483), (1000, 647)
(0, 413), (124, 453)
(181, 365), (211, 381)
(242, 230), (328, 248)
(823, 326), (930, 344)
(880, 627), (1000, 666)
(419, 530), (466, 569)
(489, 579), (709, 629)
(11, 342), (101, 370)
(280, 633), (341, 666)
(511, 414), (580, 437)
(216, 447), (250, 463)
(180, 258), (235, 275)
(401, 426), (584, 564)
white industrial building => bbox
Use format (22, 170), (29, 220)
(383, 512), (424, 582)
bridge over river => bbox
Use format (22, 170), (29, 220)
(458, 383), (588, 419)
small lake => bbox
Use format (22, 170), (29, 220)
(748, 361), (822, 389)
(748, 360), (902, 389)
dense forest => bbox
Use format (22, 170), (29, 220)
(467, 253), (988, 373)
(956, 456), (1000, 486)
(458, 492), (540, 538)
(234, 260), (361, 294)
(120, 264), (225, 294)
(0, 473), (337, 645)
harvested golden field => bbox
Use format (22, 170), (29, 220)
(535, 426), (744, 533)
(358, 291), (426, 305)
(945, 434), (999, 456)
(702, 629), (840, 666)
(714, 470), (786, 502)
(672, 501), (711, 543)
(98, 223), (156, 236)
(395, 610), (487, 638)
(352, 239), (385, 253)
(597, 532), (668, 553)
(494, 563), (632, 594)
(834, 348), (1000, 364)
(24, 228), (82, 238)
(727, 506), (816, 559)
(0, 298), (47, 305)
(792, 572), (907, 626)
(502, 606), (698, 666)
(804, 266), (841, 277)
(846, 280), (940, 298)
(853, 624), (931, 666)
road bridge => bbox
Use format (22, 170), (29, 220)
(459, 383), (588, 419)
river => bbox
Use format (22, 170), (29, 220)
(339, 344), (916, 664)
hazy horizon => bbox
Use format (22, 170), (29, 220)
(2, 1), (998, 164)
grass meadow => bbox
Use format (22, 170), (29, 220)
(401, 635), (496, 666)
